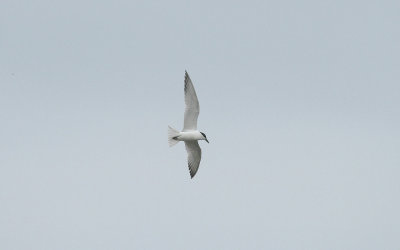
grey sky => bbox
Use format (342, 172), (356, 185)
(1, 0), (399, 249)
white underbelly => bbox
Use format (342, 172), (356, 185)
(177, 131), (201, 141)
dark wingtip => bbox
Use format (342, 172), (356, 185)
(190, 172), (196, 179)
(184, 71), (190, 92)
(190, 170), (197, 179)
(185, 70), (191, 79)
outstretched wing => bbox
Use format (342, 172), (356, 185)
(184, 141), (202, 178)
(183, 71), (200, 131)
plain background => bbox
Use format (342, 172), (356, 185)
(1, 0), (399, 249)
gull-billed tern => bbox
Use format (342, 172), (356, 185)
(168, 71), (209, 179)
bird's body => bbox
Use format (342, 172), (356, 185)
(174, 131), (205, 141)
(168, 71), (209, 178)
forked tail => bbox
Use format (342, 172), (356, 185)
(168, 126), (180, 147)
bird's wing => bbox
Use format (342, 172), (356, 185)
(185, 141), (202, 178)
(183, 71), (200, 131)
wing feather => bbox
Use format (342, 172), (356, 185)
(184, 141), (202, 178)
(183, 71), (200, 131)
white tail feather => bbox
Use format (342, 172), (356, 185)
(168, 126), (180, 147)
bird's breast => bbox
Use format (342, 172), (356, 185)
(177, 131), (202, 141)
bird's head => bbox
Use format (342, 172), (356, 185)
(200, 132), (209, 143)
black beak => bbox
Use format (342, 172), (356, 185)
(205, 138), (209, 143)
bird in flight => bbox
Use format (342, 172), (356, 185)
(168, 71), (209, 179)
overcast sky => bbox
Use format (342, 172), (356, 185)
(1, 0), (400, 249)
